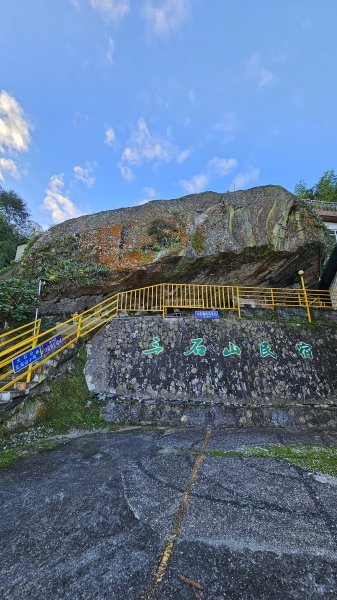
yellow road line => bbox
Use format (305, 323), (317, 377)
(142, 426), (212, 600)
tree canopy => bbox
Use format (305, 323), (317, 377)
(294, 170), (337, 202)
(0, 188), (29, 227)
(0, 277), (37, 328)
(0, 214), (18, 269)
(0, 186), (41, 269)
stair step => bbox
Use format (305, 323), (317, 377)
(0, 391), (11, 403)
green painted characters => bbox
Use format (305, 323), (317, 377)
(142, 336), (314, 360)
(183, 338), (206, 356)
(295, 342), (313, 359)
(259, 341), (277, 359)
(142, 337), (164, 355)
(223, 342), (241, 357)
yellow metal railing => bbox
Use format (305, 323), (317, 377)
(1, 283), (336, 393)
(0, 294), (119, 393)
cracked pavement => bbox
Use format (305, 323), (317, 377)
(0, 427), (337, 599)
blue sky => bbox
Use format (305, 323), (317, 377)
(1, 0), (337, 227)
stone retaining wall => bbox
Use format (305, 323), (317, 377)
(85, 316), (337, 407)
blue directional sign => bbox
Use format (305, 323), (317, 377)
(195, 310), (219, 319)
(42, 334), (63, 356)
(12, 347), (42, 374)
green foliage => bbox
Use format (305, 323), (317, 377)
(21, 234), (109, 287)
(0, 186), (42, 271)
(191, 227), (205, 253)
(295, 170), (337, 201)
(0, 260), (17, 276)
(34, 348), (105, 433)
(0, 187), (29, 228)
(0, 449), (22, 468)
(147, 218), (177, 242)
(316, 170), (337, 200)
(0, 214), (17, 268)
(22, 235), (79, 276)
(207, 445), (337, 476)
(142, 218), (180, 253)
(0, 439), (67, 468)
(24, 231), (43, 253)
(40, 257), (109, 284)
(294, 179), (312, 199)
(0, 277), (37, 328)
(324, 227), (336, 258)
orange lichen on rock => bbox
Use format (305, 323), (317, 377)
(81, 222), (155, 270)
(30, 186), (326, 298)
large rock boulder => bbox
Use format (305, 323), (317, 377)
(24, 185), (327, 313)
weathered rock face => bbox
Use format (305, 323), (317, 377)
(26, 185), (327, 310)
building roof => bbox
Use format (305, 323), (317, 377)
(319, 243), (337, 289)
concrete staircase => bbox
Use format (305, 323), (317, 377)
(0, 348), (73, 410)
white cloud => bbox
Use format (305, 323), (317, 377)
(104, 126), (116, 146)
(143, 186), (156, 197)
(0, 91), (31, 154)
(207, 157), (238, 176)
(43, 174), (83, 223)
(118, 162), (135, 181)
(246, 53), (277, 89)
(176, 148), (192, 164)
(122, 118), (170, 164)
(180, 173), (208, 194)
(258, 69), (276, 88)
(180, 156), (238, 194)
(188, 88), (196, 104)
(106, 35), (114, 65)
(0, 158), (20, 181)
(73, 165), (95, 187)
(119, 117), (189, 180)
(143, 0), (188, 36)
(87, 0), (129, 21)
(232, 167), (260, 190)
(73, 111), (89, 126)
(214, 112), (238, 140)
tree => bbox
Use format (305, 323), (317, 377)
(0, 214), (17, 268)
(294, 180), (313, 199)
(294, 170), (337, 202)
(0, 187), (42, 270)
(0, 187), (29, 231)
(0, 278), (37, 328)
(315, 170), (337, 201)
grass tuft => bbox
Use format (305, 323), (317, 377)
(207, 444), (337, 476)
(34, 347), (105, 433)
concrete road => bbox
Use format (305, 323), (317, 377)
(0, 427), (336, 599)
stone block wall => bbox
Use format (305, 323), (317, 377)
(85, 316), (337, 407)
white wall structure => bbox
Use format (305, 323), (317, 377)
(15, 243), (28, 262)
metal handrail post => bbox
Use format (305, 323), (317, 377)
(162, 283), (166, 317)
(299, 272), (312, 323)
(26, 319), (41, 384)
(76, 314), (83, 340)
(236, 287), (241, 319)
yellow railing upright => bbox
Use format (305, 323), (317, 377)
(0, 282), (336, 394)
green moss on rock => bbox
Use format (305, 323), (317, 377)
(1, 347), (105, 437)
(208, 444), (337, 476)
(0, 449), (22, 468)
(191, 227), (206, 253)
(33, 348), (105, 433)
